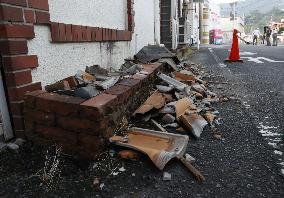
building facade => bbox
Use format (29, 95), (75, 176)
(0, 0), (161, 141)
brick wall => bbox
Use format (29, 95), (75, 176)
(0, 0), (135, 139)
(23, 63), (163, 158)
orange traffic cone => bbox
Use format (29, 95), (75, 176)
(225, 29), (243, 63)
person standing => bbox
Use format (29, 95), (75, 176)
(252, 28), (261, 45)
(272, 26), (279, 46)
(266, 27), (272, 46)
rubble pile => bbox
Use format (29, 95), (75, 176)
(105, 46), (228, 182)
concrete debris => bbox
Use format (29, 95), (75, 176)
(74, 85), (100, 99)
(119, 167), (126, 172)
(110, 127), (189, 170)
(14, 138), (26, 147)
(133, 91), (172, 116)
(163, 123), (179, 128)
(6, 143), (19, 151)
(162, 114), (176, 124)
(135, 45), (180, 64)
(151, 119), (167, 132)
(160, 58), (179, 71)
(118, 150), (140, 160)
(191, 84), (206, 97)
(174, 71), (196, 82)
(93, 177), (100, 187)
(204, 112), (217, 125)
(76, 70), (96, 83)
(45, 80), (71, 92)
(156, 85), (174, 93)
(157, 73), (187, 92)
(122, 64), (143, 75)
(86, 65), (109, 79)
(175, 97), (195, 118)
(163, 172), (172, 181)
(179, 114), (208, 138)
(99, 183), (105, 190)
(185, 153), (196, 163)
(96, 76), (120, 90)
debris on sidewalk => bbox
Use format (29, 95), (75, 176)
(109, 128), (189, 171)
(135, 45), (180, 64)
(133, 91), (172, 116)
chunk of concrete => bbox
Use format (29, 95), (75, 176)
(163, 172), (172, 181)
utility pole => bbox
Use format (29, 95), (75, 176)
(198, 1), (203, 49)
(233, 1), (236, 29)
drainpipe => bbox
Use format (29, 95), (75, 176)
(198, 2), (203, 49)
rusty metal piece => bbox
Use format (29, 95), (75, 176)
(109, 128), (189, 170)
(179, 114), (208, 138)
(133, 91), (172, 116)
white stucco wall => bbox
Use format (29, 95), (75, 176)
(29, 0), (159, 86)
(49, 0), (126, 30)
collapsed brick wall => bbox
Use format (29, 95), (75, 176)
(23, 63), (164, 158)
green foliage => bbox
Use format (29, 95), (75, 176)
(244, 8), (284, 34)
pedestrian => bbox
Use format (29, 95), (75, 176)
(272, 25), (278, 46)
(266, 27), (272, 46)
(252, 28), (261, 45)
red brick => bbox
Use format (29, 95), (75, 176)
(77, 25), (83, 41)
(14, 130), (25, 138)
(118, 78), (141, 90)
(141, 63), (161, 74)
(71, 25), (78, 41)
(82, 26), (87, 41)
(50, 22), (59, 42)
(24, 9), (35, 23)
(25, 110), (55, 126)
(57, 116), (106, 134)
(78, 134), (104, 154)
(86, 26), (92, 41)
(111, 29), (117, 41)
(65, 24), (72, 42)
(9, 101), (24, 115)
(63, 76), (78, 88)
(36, 93), (85, 116)
(12, 116), (25, 131)
(35, 11), (50, 24)
(5, 70), (32, 86)
(24, 89), (46, 108)
(81, 93), (118, 115)
(0, 40), (28, 55)
(2, 55), (38, 71)
(132, 73), (148, 81)
(105, 84), (132, 105)
(0, 24), (34, 39)
(95, 27), (102, 41)
(24, 119), (35, 136)
(8, 82), (42, 101)
(0, 0), (27, 6)
(28, 0), (49, 11)
(35, 125), (77, 145)
(58, 23), (66, 42)
(0, 5), (24, 22)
